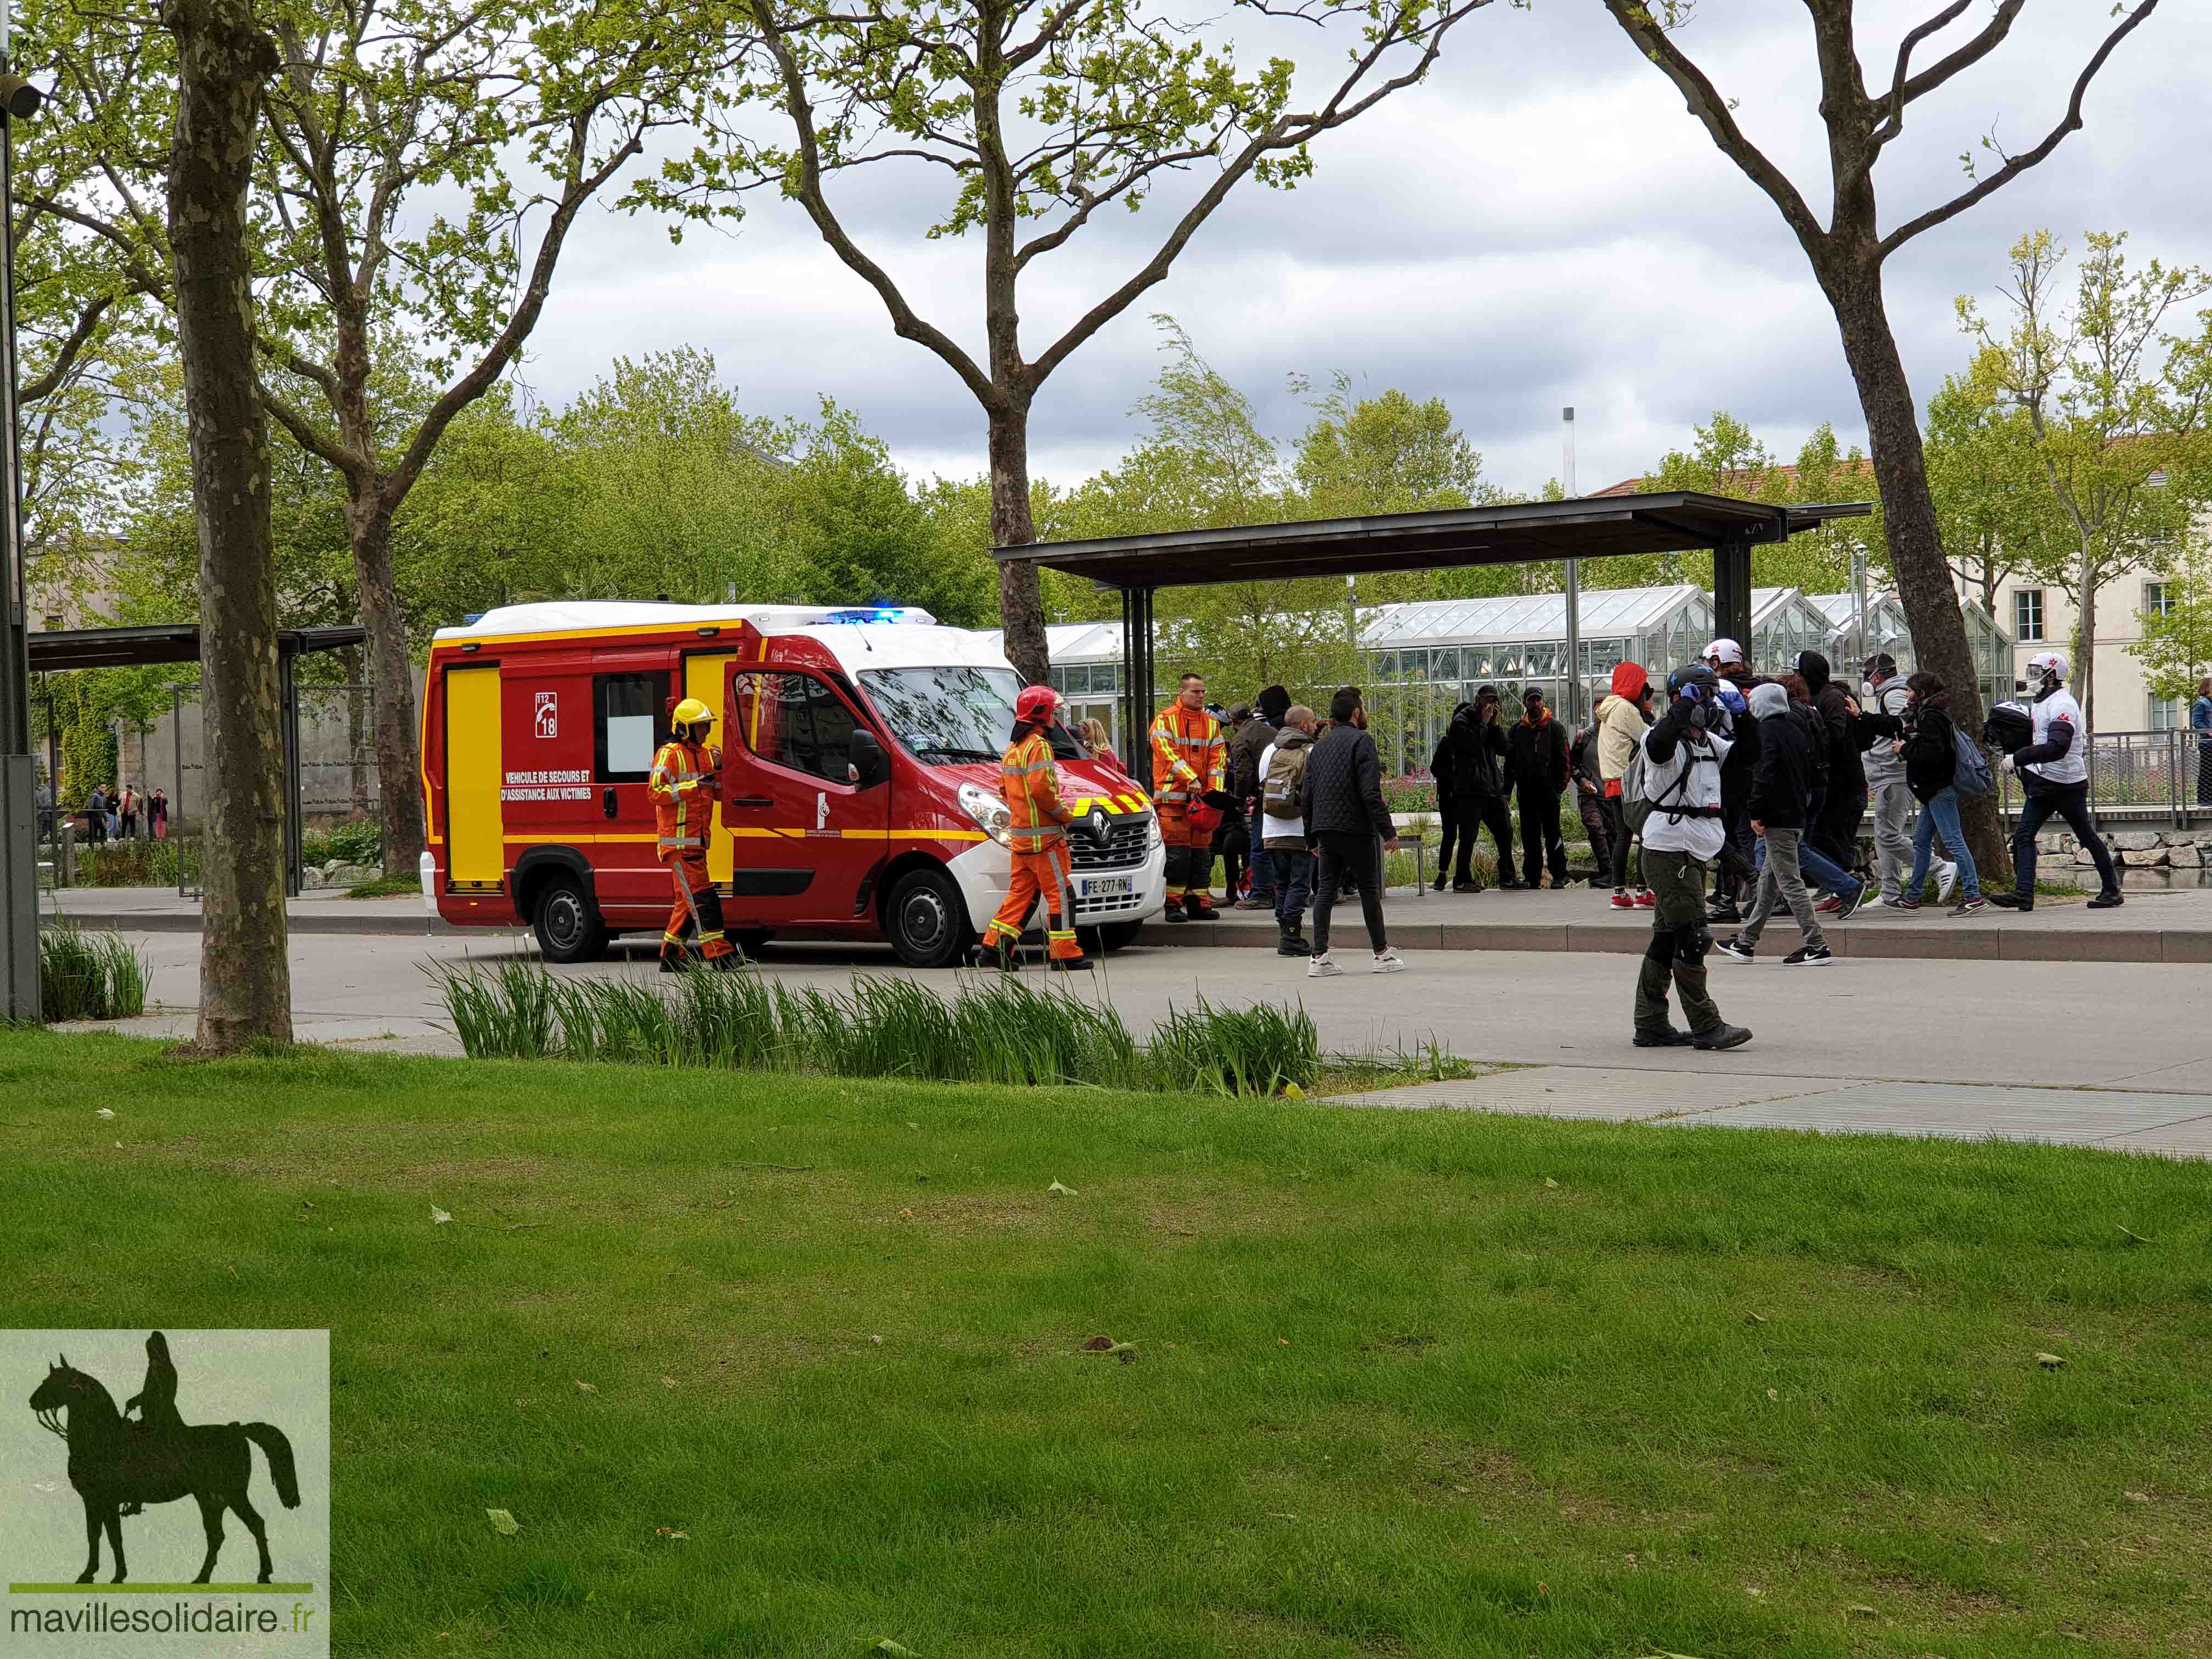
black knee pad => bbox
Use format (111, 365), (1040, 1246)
(694, 887), (726, 932)
(1674, 921), (1711, 965)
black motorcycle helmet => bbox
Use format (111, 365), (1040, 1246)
(1667, 663), (1719, 698)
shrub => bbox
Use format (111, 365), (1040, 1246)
(303, 820), (384, 868)
(437, 964), (1319, 1096)
(76, 840), (180, 889)
(38, 918), (149, 1022)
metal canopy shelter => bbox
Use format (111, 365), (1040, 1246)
(992, 491), (1871, 761)
(29, 623), (368, 899)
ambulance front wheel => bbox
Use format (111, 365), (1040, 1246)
(887, 866), (974, 969)
(531, 873), (608, 964)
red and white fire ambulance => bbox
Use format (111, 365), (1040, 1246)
(418, 601), (1165, 966)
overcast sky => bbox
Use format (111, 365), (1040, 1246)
(511, 0), (2212, 501)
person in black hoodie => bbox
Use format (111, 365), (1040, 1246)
(1716, 681), (1847, 964)
(1507, 686), (1571, 887)
(1703, 642), (1762, 924)
(1299, 687), (1403, 975)
(1796, 649), (1899, 893)
(1427, 713), (1465, 893)
(1447, 685), (1516, 891)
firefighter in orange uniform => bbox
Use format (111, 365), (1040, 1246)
(650, 698), (739, 972)
(1149, 672), (1227, 921)
(981, 685), (1091, 972)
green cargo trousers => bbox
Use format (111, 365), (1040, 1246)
(1634, 848), (1723, 1039)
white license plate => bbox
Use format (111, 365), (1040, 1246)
(1079, 874), (1135, 899)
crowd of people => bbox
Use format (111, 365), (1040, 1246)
(985, 642), (2128, 1018)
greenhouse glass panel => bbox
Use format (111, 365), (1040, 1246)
(1435, 648), (1459, 680)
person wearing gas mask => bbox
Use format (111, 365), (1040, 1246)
(1992, 651), (2123, 911)
(1631, 664), (1752, 1051)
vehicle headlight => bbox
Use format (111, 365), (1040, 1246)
(957, 781), (1013, 847)
(1144, 813), (1161, 851)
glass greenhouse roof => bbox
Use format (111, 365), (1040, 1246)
(1353, 584), (1707, 647)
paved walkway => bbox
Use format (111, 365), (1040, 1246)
(1330, 1069), (2212, 1160)
(44, 880), (2212, 963)
(68, 928), (2212, 1163)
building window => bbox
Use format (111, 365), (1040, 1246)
(2150, 698), (2178, 731)
(2145, 580), (2173, 618)
(2013, 589), (2044, 642)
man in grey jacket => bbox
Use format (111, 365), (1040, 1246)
(1860, 653), (1952, 909)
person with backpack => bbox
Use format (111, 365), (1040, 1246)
(1992, 650), (2124, 912)
(1567, 713), (1614, 881)
(1230, 689), (1286, 909)
(1889, 672), (1985, 916)
(1860, 653), (1955, 910)
(1300, 687), (1404, 976)
(1628, 664), (1751, 1049)
(1508, 686), (1571, 888)
(1256, 705), (1319, 956)
(1714, 681), (1849, 967)
(1446, 687), (1516, 892)
(1797, 650), (1897, 904)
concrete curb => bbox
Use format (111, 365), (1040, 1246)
(43, 905), (2211, 963)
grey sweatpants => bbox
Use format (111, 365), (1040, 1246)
(1869, 776), (1915, 902)
(1739, 826), (1824, 952)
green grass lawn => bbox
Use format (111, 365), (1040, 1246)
(5, 1029), (2209, 1657)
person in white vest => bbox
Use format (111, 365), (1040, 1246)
(1992, 651), (2123, 912)
(1632, 664), (1752, 1051)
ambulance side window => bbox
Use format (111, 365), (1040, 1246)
(732, 671), (859, 785)
(595, 673), (667, 783)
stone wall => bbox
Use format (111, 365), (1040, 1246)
(2034, 828), (2207, 868)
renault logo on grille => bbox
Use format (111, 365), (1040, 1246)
(1087, 806), (1109, 841)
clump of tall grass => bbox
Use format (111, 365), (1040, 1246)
(39, 917), (149, 1021)
(436, 964), (1319, 1096)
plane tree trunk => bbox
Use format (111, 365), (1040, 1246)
(163, 0), (290, 1049)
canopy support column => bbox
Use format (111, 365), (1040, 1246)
(1120, 586), (1155, 773)
(1713, 537), (1753, 659)
(281, 648), (303, 900)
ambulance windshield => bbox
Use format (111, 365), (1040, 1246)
(859, 665), (1025, 764)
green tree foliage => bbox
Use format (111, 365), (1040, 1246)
(637, 0), (1497, 685)
(1922, 351), (2073, 616)
(1961, 230), (2212, 722)
(2129, 533), (2212, 706)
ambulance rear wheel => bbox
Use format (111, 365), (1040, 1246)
(887, 867), (973, 968)
(1078, 921), (1142, 953)
(532, 874), (607, 964)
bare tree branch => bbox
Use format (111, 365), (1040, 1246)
(1880, 0), (2162, 257)
(1596, 0), (1825, 252)
(20, 294), (117, 404)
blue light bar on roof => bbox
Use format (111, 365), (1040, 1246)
(824, 606), (907, 624)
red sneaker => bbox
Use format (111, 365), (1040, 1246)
(1814, 896), (1842, 914)
(1633, 891), (1657, 909)
(1609, 891), (1636, 910)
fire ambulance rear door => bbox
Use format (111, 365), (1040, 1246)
(682, 648), (742, 892)
(721, 662), (891, 926)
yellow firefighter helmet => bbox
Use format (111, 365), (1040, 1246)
(671, 697), (714, 732)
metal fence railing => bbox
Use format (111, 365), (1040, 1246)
(1996, 728), (2209, 830)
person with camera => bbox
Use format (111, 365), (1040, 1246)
(1631, 664), (1751, 1051)
(1991, 651), (2123, 911)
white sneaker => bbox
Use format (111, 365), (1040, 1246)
(1307, 953), (1344, 978)
(1373, 949), (1406, 973)
(1936, 861), (1959, 902)
(1858, 894), (1888, 911)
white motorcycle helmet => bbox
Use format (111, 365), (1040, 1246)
(2024, 650), (2068, 695)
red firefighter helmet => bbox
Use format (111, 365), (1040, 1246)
(1014, 684), (1060, 726)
